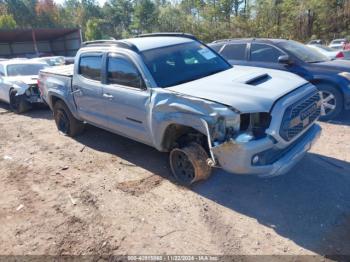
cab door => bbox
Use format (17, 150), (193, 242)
(101, 53), (151, 144)
(72, 52), (106, 126)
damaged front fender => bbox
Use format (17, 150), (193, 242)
(11, 81), (30, 96)
(150, 88), (240, 166)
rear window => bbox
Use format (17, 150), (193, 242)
(79, 55), (102, 81)
(6, 64), (46, 76)
(220, 44), (247, 60)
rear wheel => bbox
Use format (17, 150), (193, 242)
(53, 100), (84, 137)
(169, 143), (211, 186)
(9, 89), (31, 113)
(316, 83), (343, 121)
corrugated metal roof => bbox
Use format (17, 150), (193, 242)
(0, 28), (80, 42)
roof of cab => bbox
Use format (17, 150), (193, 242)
(81, 36), (195, 53)
(210, 38), (289, 45)
(125, 36), (194, 51)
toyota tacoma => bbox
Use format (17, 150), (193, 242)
(38, 33), (322, 185)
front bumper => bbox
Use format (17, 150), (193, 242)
(343, 84), (350, 109)
(211, 124), (321, 177)
(25, 94), (44, 104)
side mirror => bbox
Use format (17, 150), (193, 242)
(278, 55), (293, 65)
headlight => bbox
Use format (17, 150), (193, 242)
(338, 72), (350, 81)
(240, 112), (272, 140)
(213, 113), (271, 142)
(225, 115), (240, 133)
(213, 115), (240, 142)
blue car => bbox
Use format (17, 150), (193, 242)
(209, 38), (350, 120)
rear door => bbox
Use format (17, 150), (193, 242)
(101, 53), (151, 144)
(72, 52), (106, 126)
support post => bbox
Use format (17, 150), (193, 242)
(31, 29), (39, 57)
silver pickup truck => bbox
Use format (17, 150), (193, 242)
(38, 33), (322, 185)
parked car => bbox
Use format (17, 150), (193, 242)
(329, 38), (348, 50)
(63, 56), (75, 65)
(32, 56), (65, 66)
(307, 44), (345, 60)
(0, 59), (47, 113)
(39, 33), (321, 185)
(307, 39), (325, 45)
(209, 38), (350, 120)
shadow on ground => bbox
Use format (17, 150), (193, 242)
(0, 101), (52, 120)
(193, 153), (350, 256)
(324, 110), (350, 126)
(5, 104), (349, 255)
(71, 124), (350, 256)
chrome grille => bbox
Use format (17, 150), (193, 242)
(280, 92), (321, 141)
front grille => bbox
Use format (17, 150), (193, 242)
(280, 92), (321, 141)
(29, 84), (40, 95)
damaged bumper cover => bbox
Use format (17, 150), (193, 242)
(16, 84), (43, 104)
(211, 124), (321, 177)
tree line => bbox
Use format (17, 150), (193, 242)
(0, 0), (349, 43)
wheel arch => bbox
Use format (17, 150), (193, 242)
(161, 123), (209, 151)
(49, 93), (82, 121)
(311, 78), (344, 97)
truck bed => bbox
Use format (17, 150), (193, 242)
(39, 64), (74, 109)
(40, 64), (74, 77)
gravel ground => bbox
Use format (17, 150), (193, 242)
(0, 102), (349, 256)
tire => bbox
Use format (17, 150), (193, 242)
(315, 83), (343, 121)
(9, 89), (31, 114)
(169, 143), (212, 186)
(53, 100), (84, 137)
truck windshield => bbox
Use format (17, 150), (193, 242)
(278, 40), (330, 63)
(7, 64), (46, 76)
(141, 41), (231, 87)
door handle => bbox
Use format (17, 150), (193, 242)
(71, 88), (81, 95)
(103, 93), (114, 99)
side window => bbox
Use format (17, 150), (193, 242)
(210, 44), (223, 53)
(79, 55), (102, 81)
(107, 56), (145, 89)
(220, 44), (247, 60)
(250, 44), (283, 63)
(0, 65), (4, 76)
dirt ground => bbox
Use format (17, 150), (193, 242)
(0, 101), (349, 256)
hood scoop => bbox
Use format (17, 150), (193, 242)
(245, 73), (271, 86)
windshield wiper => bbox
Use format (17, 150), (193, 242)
(308, 60), (326, 63)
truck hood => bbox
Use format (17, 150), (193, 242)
(5, 75), (38, 85)
(167, 66), (308, 113)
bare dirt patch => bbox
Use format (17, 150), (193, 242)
(0, 103), (349, 256)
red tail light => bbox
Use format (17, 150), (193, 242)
(37, 78), (43, 96)
(336, 52), (344, 59)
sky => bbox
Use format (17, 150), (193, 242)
(54, 0), (107, 6)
